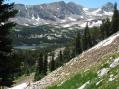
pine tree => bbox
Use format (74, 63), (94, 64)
(105, 18), (111, 37)
(55, 50), (63, 68)
(100, 18), (111, 39)
(100, 19), (106, 39)
(0, 0), (19, 88)
(63, 47), (70, 63)
(111, 2), (119, 34)
(75, 32), (82, 55)
(43, 53), (48, 75)
(34, 53), (44, 81)
(50, 53), (55, 72)
(70, 47), (76, 59)
(83, 23), (92, 50)
(58, 50), (63, 66)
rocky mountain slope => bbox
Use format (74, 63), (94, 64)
(12, 1), (114, 47)
(23, 31), (119, 89)
(13, 1), (113, 27)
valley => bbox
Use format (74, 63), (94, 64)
(1, 0), (119, 89)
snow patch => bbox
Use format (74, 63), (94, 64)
(63, 24), (71, 27)
(78, 81), (90, 89)
(91, 8), (102, 15)
(104, 11), (113, 16)
(31, 14), (35, 20)
(47, 36), (55, 40)
(83, 8), (89, 11)
(80, 22), (87, 27)
(57, 8), (60, 10)
(33, 22), (39, 26)
(8, 83), (28, 89)
(36, 16), (41, 21)
(87, 19), (93, 21)
(23, 23), (29, 26)
(89, 20), (102, 27)
(80, 16), (84, 19)
(60, 19), (67, 23)
(80, 20), (102, 28)
(89, 32), (119, 50)
(68, 17), (76, 21)
(1, 22), (5, 25)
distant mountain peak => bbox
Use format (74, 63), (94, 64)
(105, 2), (113, 6)
(13, 1), (114, 26)
(102, 2), (114, 12)
(50, 1), (66, 5)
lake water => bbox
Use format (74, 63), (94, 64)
(14, 46), (37, 49)
(14, 43), (53, 49)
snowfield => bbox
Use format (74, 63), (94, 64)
(104, 11), (113, 16)
(8, 83), (28, 89)
(91, 8), (102, 15)
(89, 32), (119, 51)
(80, 20), (102, 28)
(83, 8), (89, 12)
(68, 17), (77, 21)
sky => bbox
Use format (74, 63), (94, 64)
(6, 0), (119, 8)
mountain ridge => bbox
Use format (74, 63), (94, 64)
(13, 1), (114, 27)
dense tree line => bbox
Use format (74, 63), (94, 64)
(0, 0), (21, 88)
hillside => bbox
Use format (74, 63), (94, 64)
(14, 31), (119, 89)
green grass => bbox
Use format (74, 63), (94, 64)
(47, 53), (119, 89)
(47, 70), (97, 89)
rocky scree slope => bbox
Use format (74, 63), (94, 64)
(26, 31), (119, 89)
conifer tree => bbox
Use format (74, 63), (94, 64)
(100, 19), (106, 39)
(100, 18), (111, 39)
(55, 50), (63, 68)
(50, 53), (55, 72)
(34, 53), (44, 81)
(75, 32), (82, 55)
(105, 18), (111, 37)
(59, 50), (63, 66)
(70, 47), (76, 58)
(59, 50), (63, 61)
(0, 0), (19, 88)
(111, 2), (119, 34)
(83, 23), (92, 50)
(63, 47), (70, 63)
(43, 53), (48, 75)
